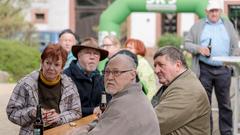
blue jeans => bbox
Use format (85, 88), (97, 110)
(199, 61), (233, 135)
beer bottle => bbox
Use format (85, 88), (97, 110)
(207, 38), (212, 58)
(100, 91), (107, 112)
(33, 105), (44, 135)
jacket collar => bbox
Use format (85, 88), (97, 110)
(24, 71), (72, 104)
(69, 60), (100, 80)
(165, 68), (188, 87)
(205, 18), (223, 25)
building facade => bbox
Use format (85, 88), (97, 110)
(24, 0), (240, 48)
(25, 0), (75, 32)
(129, 0), (240, 47)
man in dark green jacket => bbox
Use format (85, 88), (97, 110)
(152, 46), (211, 135)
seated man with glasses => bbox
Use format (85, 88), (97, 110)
(67, 53), (160, 135)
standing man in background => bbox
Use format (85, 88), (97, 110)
(59, 29), (79, 69)
(184, 0), (239, 134)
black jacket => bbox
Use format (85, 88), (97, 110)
(64, 60), (106, 117)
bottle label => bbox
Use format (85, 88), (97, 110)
(34, 128), (41, 135)
(101, 94), (107, 103)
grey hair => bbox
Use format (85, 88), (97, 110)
(153, 46), (188, 68)
(108, 53), (137, 70)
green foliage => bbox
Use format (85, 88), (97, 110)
(0, 39), (40, 82)
(0, 0), (34, 41)
(157, 33), (183, 48)
(157, 33), (193, 68)
(183, 51), (193, 68)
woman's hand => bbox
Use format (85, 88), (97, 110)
(42, 109), (60, 125)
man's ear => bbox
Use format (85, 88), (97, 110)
(130, 70), (137, 80)
(175, 60), (183, 72)
(219, 9), (223, 14)
(205, 9), (208, 15)
(77, 52), (80, 59)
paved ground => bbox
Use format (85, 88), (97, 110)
(211, 76), (240, 135)
(0, 83), (19, 135)
(0, 79), (239, 135)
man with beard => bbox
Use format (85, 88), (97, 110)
(66, 53), (160, 135)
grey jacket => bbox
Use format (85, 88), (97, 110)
(88, 83), (161, 135)
(6, 71), (82, 135)
(184, 18), (239, 77)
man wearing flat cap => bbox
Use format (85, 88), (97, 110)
(64, 37), (109, 117)
(184, 0), (239, 134)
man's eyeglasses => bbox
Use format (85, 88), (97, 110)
(102, 69), (133, 77)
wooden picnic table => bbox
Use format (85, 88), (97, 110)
(44, 114), (97, 135)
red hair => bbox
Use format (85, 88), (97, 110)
(41, 43), (68, 68)
(124, 39), (146, 56)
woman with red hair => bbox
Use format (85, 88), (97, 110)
(6, 44), (81, 135)
(125, 38), (157, 100)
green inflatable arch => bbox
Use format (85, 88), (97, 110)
(98, 0), (208, 44)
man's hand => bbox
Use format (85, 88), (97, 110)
(93, 106), (102, 118)
(198, 47), (211, 57)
